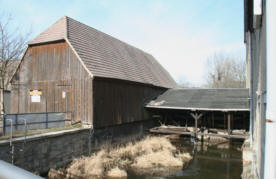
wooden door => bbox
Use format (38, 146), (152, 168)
(55, 82), (73, 121)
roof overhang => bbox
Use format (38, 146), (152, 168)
(145, 88), (250, 112)
(28, 39), (65, 46)
(145, 105), (250, 112)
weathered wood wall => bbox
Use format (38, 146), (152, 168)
(93, 77), (166, 128)
(10, 41), (93, 124)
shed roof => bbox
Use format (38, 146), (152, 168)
(29, 16), (176, 88)
(146, 88), (250, 111)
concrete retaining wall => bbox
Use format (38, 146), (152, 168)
(0, 119), (157, 175)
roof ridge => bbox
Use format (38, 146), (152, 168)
(65, 16), (68, 39)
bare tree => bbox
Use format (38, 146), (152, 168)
(0, 14), (30, 114)
(205, 53), (246, 88)
(178, 77), (195, 88)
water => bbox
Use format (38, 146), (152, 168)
(128, 138), (243, 179)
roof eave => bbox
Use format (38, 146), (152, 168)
(28, 39), (66, 46)
(65, 38), (94, 79)
(145, 105), (250, 112)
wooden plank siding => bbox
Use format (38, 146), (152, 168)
(10, 41), (93, 124)
(10, 41), (169, 128)
(93, 77), (166, 128)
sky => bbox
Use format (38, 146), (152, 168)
(0, 0), (245, 86)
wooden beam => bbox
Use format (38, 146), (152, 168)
(190, 113), (203, 120)
(149, 127), (249, 139)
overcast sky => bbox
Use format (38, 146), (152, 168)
(1, 0), (245, 86)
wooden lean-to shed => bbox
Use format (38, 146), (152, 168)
(10, 16), (176, 128)
(146, 88), (250, 132)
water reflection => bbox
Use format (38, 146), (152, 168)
(128, 138), (243, 179)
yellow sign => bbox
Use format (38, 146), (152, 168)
(29, 90), (42, 96)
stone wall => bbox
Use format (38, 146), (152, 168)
(0, 119), (157, 175)
(241, 139), (254, 178)
(0, 128), (90, 175)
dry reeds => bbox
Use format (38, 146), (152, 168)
(106, 167), (127, 178)
(50, 136), (192, 179)
(131, 149), (183, 168)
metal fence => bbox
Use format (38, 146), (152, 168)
(3, 112), (72, 135)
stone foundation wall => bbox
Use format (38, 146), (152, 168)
(241, 139), (254, 178)
(0, 119), (157, 175)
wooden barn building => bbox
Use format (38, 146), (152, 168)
(10, 16), (176, 129)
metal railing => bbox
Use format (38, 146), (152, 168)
(2, 112), (72, 135)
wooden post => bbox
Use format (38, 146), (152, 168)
(228, 113), (231, 135)
(15, 115), (18, 130)
(46, 113), (49, 129)
(195, 118), (198, 137)
(3, 115), (6, 135)
(212, 112), (214, 128)
(243, 113), (246, 129)
(190, 113), (203, 139)
(224, 113), (226, 129)
(185, 118), (187, 128)
(232, 113), (234, 129)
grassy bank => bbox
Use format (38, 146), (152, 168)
(49, 136), (192, 178)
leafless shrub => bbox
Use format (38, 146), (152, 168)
(55, 136), (192, 179)
(205, 53), (246, 88)
(0, 13), (31, 114)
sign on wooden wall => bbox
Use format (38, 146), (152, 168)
(30, 89), (42, 103)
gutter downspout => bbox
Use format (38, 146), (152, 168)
(248, 32), (254, 145)
(264, 0), (276, 178)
